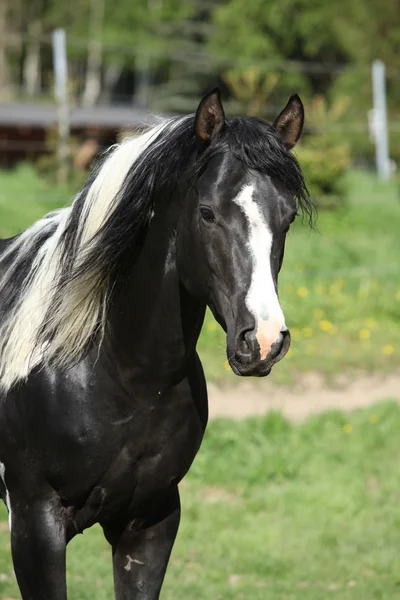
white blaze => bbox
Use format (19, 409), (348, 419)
(232, 184), (285, 359)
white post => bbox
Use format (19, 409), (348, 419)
(52, 28), (70, 184)
(371, 60), (391, 181)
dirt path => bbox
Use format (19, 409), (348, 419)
(208, 372), (400, 422)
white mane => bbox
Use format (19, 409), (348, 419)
(0, 119), (172, 392)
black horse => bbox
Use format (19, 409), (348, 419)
(0, 89), (312, 599)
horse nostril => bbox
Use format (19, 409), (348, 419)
(235, 328), (255, 359)
(237, 334), (248, 353)
(243, 329), (254, 349)
(270, 329), (291, 361)
(270, 332), (284, 359)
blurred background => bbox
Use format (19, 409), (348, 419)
(0, 1), (400, 599)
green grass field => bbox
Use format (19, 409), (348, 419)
(0, 165), (399, 385)
(0, 167), (399, 598)
(1, 401), (400, 599)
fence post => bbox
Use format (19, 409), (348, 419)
(371, 60), (391, 181)
(52, 29), (70, 184)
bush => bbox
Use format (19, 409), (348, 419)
(295, 135), (351, 208)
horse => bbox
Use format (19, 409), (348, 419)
(0, 88), (313, 599)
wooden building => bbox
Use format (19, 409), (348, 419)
(0, 102), (157, 169)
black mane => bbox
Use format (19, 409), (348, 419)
(43, 113), (315, 359)
(69, 114), (313, 285)
(0, 107), (315, 384)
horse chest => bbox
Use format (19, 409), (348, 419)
(63, 407), (203, 534)
(110, 404), (204, 499)
(62, 379), (204, 524)
(97, 370), (207, 502)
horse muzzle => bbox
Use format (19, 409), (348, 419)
(228, 324), (291, 377)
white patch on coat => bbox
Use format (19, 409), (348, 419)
(0, 116), (191, 392)
(164, 238), (175, 274)
(232, 184), (285, 359)
(124, 555), (145, 571)
(0, 462), (11, 531)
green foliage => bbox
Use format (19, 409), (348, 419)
(295, 137), (351, 201)
(221, 67), (310, 121)
(209, 0), (400, 107)
(1, 401), (400, 598)
(4, 0), (400, 151)
(222, 68), (280, 118)
(34, 128), (87, 189)
(44, 0), (192, 54)
(292, 95), (351, 203)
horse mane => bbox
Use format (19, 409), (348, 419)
(0, 113), (312, 392)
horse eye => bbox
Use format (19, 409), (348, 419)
(199, 206), (216, 223)
(283, 212), (298, 233)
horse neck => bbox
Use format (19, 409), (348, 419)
(104, 195), (206, 385)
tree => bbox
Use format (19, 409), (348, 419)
(22, 0), (44, 97)
(81, 0), (105, 106)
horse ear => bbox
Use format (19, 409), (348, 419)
(195, 88), (225, 145)
(273, 94), (304, 149)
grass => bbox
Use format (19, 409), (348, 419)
(1, 401), (400, 598)
(0, 166), (399, 384)
(0, 165), (70, 235)
(0, 165), (398, 598)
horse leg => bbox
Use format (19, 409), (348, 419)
(10, 492), (67, 600)
(103, 487), (180, 600)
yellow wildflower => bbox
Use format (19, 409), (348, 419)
(369, 415), (378, 424)
(382, 345), (394, 356)
(224, 360), (231, 371)
(297, 286), (308, 298)
(343, 424), (352, 433)
(359, 329), (370, 340)
(320, 319), (333, 332)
